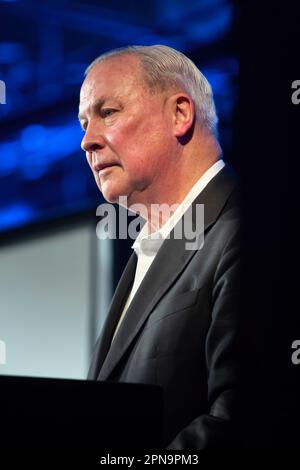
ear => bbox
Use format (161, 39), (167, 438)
(170, 93), (195, 138)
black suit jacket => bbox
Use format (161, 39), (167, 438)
(88, 164), (241, 449)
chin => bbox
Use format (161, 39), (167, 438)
(101, 191), (118, 204)
(100, 186), (127, 205)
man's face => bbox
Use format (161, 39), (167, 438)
(79, 55), (176, 207)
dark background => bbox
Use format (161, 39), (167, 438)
(237, 0), (300, 448)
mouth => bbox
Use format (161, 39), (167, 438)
(94, 162), (119, 174)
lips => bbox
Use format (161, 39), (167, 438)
(93, 162), (118, 173)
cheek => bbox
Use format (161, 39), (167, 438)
(104, 121), (145, 167)
(104, 115), (170, 174)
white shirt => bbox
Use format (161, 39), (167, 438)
(112, 159), (225, 340)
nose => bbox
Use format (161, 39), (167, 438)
(81, 121), (106, 153)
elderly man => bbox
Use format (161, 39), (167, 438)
(79, 45), (241, 449)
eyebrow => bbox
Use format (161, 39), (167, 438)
(78, 98), (106, 121)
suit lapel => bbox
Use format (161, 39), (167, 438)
(97, 164), (237, 381)
(87, 252), (137, 380)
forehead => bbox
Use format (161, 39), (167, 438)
(79, 55), (146, 107)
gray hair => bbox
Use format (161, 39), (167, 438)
(85, 45), (218, 137)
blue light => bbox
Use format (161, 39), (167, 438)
(204, 69), (229, 92)
(187, 3), (233, 44)
(21, 125), (47, 152)
(61, 172), (87, 203)
(0, 204), (35, 231)
(9, 64), (33, 84)
(0, 42), (25, 64)
(0, 141), (18, 176)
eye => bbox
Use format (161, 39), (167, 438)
(101, 108), (117, 118)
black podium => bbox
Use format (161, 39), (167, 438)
(0, 375), (163, 449)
